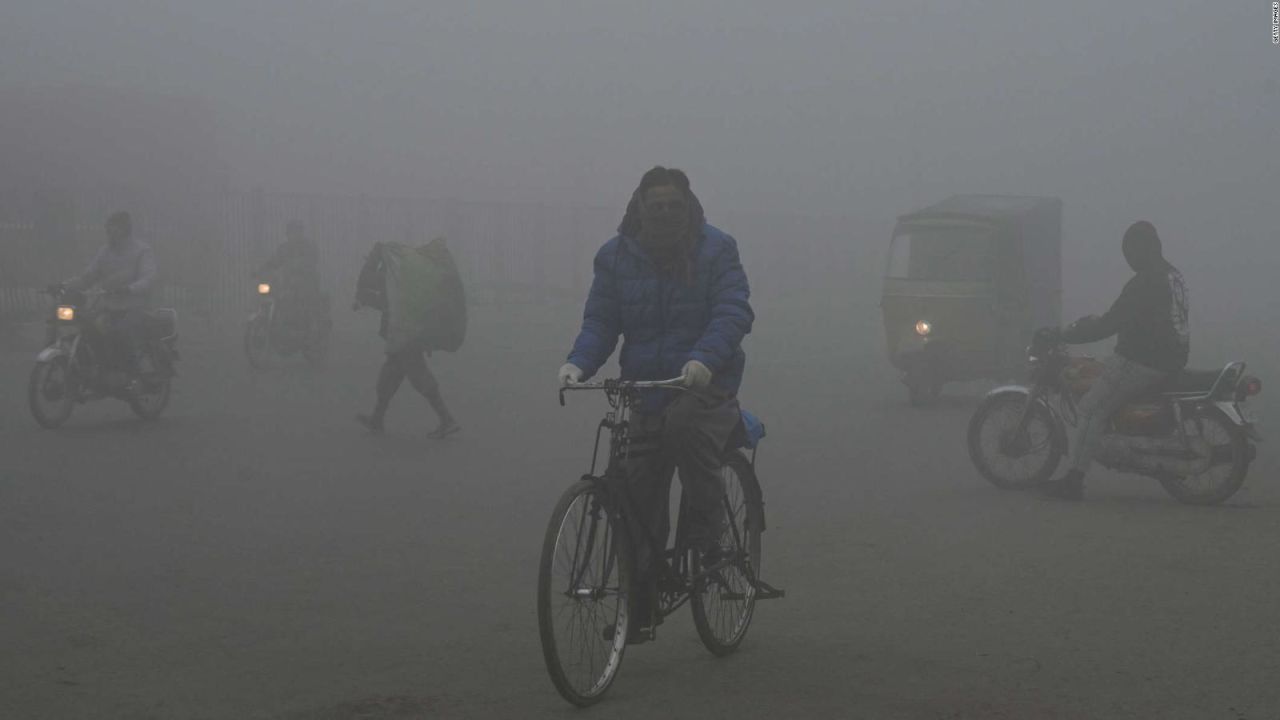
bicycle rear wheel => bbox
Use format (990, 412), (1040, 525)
(691, 451), (763, 656)
(537, 479), (633, 706)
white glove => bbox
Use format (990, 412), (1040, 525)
(681, 360), (712, 389)
(558, 363), (584, 387)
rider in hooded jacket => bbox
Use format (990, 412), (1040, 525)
(1044, 221), (1190, 500)
(560, 166), (754, 640)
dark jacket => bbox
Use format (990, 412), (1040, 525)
(567, 223), (754, 412)
(1063, 254), (1189, 373)
(67, 237), (158, 311)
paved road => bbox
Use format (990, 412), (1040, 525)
(2, 299), (1278, 719)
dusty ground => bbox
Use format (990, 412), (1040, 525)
(2, 296), (1278, 719)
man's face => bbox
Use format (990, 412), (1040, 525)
(642, 185), (687, 217)
(106, 220), (129, 245)
(641, 184), (691, 242)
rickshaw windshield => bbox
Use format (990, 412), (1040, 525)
(888, 227), (994, 281)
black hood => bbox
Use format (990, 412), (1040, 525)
(1122, 221), (1164, 272)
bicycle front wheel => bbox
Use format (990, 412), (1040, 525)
(537, 479), (633, 707)
(691, 451), (763, 656)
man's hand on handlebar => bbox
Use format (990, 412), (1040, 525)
(558, 363), (584, 388)
(680, 360), (712, 389)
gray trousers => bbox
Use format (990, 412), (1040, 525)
(1070, 355), (1172, 473)
(105, 308), (148, 372)
(618, 387), (740, 617)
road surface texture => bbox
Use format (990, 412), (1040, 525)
(2, 296), (1278, 719)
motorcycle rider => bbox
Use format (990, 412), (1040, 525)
(257, 220), (325, 335)
(559, 166), (754, 642)
(1043, 221), (1190, 500)
(63, 211), (157, 389)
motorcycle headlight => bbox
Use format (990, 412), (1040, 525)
(915, 320), (932, 337)
(56, 306), (75, 321)
(258, 283), (271, 295)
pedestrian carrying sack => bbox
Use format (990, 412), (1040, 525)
(379, 238), (467, 353)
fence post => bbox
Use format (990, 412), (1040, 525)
(249, 186), (266, 261)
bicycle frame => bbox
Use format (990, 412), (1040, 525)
(560, 378), (780, 630)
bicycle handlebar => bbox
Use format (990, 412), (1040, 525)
(558, 377), (688, 406)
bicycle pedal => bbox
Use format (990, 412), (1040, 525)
(753, 580), (787, 600)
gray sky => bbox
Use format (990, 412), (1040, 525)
(2, 0), (1275, 266)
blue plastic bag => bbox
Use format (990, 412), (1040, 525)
(738, 409), (767, 450)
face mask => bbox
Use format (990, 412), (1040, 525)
(640, 200), (689, 243)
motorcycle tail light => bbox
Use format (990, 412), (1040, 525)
(56, 306), (75, 321)
(1236, 375), (1262, 400)
(257, 283), (271, 295)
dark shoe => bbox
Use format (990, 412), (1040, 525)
(356, 414), (385, 434)
(1040, 469), (1085, 501)
(426, 421), (460, 440)
(698, 542), (735, 569)
(689, 526), (731, 568)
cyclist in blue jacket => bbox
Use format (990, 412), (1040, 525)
(559, 166), (754, 641)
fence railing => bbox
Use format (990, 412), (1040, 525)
(1, 188), (867, 324)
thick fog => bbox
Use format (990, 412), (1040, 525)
(3, 2), (1279, 718)
(5, 1), (1277, 323)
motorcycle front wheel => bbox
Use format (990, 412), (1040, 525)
(244, 315), (272, 369)
(968, 391), (1065, 489)
(29, 358), (77, 429)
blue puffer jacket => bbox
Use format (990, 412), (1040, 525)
(567, 223), (754, 412)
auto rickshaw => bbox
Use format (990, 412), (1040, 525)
(881, 195), (1061, 405)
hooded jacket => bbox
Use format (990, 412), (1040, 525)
(1062, 226), (1189, 372)
(67, 236), (157, 311)
(566, 222), (754, 413)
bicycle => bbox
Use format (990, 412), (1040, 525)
(537, 377), (784, 707)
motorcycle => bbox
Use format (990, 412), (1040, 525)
(243, 278), (330, 369)
(29, 287), (179, 428)
(967, 328), (1262, 505)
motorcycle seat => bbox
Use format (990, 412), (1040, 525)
(144, 309), (178, 340)
(1148, 369), (1222, 398)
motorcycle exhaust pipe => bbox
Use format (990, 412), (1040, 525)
(1100, 435), (1214, 476)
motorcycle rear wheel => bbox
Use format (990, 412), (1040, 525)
(29, 358), (77, 429)
(129, 346), (172, 420)
(129, 376), (171, 420)
(302, 323), (330, 368)
(1157, 410), (1250, 506)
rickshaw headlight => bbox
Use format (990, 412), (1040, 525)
(915, 320), (932, 337)
(56, 306), (75, 322)
(257, 283), (271, 295)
